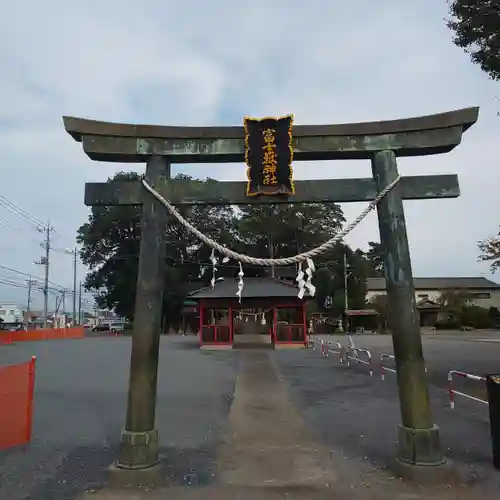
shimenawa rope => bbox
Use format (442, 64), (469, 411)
(141, 175), (400, 298)
(141, 176), (400, 266)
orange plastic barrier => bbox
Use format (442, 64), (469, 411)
(0, 332), (12, 344)
(0, 356), (36, 449)
(9, 327), (84, 342)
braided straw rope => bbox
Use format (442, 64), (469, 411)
(141, 176), (400, 266)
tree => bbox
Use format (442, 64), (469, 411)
(77, 172), (235, 323)
(365, 241), (385, 277)
(437, 290), (470, 325)
(236, 203), (370, 312)
(313, 266), (335, 312)
(369, 294), (388, 331)
(446, 0), (500, 80)
(478, 227), (500, 272)
(236, 202), (345, 262)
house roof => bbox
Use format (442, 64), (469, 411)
(189, 277), (309, 300)
(367, 277), (500, 291)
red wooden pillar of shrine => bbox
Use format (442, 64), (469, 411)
(228, 306), (233, 344)
(198, 300), (204, 345)
(272, 306), (277, 343)
(302, 301), (307, 345)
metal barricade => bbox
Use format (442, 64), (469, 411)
(321, 339), (344, 364)
(380, 353), (396, 380)
(380, 353), (427, 380)
(346, 346), (373, 376)
(307, 335), (320, 350)
(448, 370), (488, 409)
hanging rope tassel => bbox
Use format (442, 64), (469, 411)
(236, 262), (244, 302)
(296, 263), (306, 299)
(209, 249), (218, 288)
(305, 258), (316, 297)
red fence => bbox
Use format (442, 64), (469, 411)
(200, 325), (231, 344)
(0, 356), (36, 450)
(0, 331), (13, 344)
(0, 327), (84, 343)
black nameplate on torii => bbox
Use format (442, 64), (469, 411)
(244, 115), (295, 197)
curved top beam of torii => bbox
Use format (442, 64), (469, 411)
(62, 107), (479, 163)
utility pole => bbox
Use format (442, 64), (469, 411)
(78, 281), (82, 325)
(343, 251), (349, 334)
(34, 222), (52, 328)
(26, 276), (36, 324)
(343, 252), (349, 311)
(72, 248), (77, 326)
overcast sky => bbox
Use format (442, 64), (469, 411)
(1, 0), (499, 310)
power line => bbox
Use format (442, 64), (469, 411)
(0, 216), (42, 245)
(0, 263), (68, 291)
(0, 195), (47, 230)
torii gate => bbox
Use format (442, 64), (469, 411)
(63, 107), (478, 480)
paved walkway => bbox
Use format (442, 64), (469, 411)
(76, 350), (498, 499)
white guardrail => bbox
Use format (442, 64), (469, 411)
(308, 335), (374, 373)
(308, 336), (490, 413)
(379, 352), (427, 380)
(448, 370), (488, 409)
(346, 346), (373, 376)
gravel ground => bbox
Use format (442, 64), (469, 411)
(2, 332), (500, 498)
(0, 336), (238, 500)
(275, 332), (500, 494)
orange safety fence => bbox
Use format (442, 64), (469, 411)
(8, 327), (85, 342)
(0, 331), (13, 344)
(0, 356), (36, 450)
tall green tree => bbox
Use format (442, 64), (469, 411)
(236, 203), (345, 263)
(478, 227), (500, 272)
(369, 294), (388, 331)
(312, 244), (368, 315)
(313, 266), (335, 312)
(447, 0), (500, 80)
(364, 241), (385, 277)
(437, 290), (470, 323)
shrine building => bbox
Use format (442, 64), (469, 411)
(189, 277), (311, 349)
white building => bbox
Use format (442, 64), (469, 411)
(366, 277), (500, 309)
(0, 304), (24, 324)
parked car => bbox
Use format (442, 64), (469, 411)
(109, 322), (126, 333)
(92, 323), (110, 332)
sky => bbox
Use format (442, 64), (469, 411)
(1, 0), (499, 310)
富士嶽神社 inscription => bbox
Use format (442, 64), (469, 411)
(64, 106), (479, 480)
(244, 115), (294, 196)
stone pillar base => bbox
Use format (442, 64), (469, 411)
(115, 428), (159, 470)
(394, 424), (454, 483)
(106, 462), (163, 488)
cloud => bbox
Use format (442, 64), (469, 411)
(1, 0), (499, 308)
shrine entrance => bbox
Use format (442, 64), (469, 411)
(63, 106), (478, 477)
(189, 277), (310, 349)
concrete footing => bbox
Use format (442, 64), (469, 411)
(105, 462), (164, 488)
(394, 424), (455, 484)
(115, 428), (159, 469)
(392, 457), (455, 484)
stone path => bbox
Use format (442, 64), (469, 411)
(76, 350), (499, 499)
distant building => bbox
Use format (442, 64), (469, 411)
(366, 277), (500, 309)
(0, 304), (23, 324)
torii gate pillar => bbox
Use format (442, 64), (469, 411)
(372, 150), (444, 474)
(117, 156), (169, 469)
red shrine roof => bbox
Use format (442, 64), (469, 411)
(189, 277), (311, 300)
